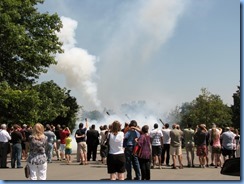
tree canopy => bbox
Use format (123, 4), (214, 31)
(0, 0), (63, 86)
(168, 88), (233, 129)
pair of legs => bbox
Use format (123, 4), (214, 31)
(65, 154), (71, 164)
(171, 154), (183, 168)
(152, 146), (162, 168)
(54, 140), (60, 160)
(59, 144), (66, 160)
(185, 144), (195, 167)
(125, 147), (141, 180)
(170, 145), (183, 168)
(214, 153), (222, 167)
(78, 142), (88, 165)
(110, 173), (124, 180)
(198, 156), (206, 167)
(65, 148), (72, 164)
(161, 144), (170, 166)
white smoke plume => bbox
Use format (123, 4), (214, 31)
(55, 16), (101, 108)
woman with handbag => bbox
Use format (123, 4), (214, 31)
(27, 123), (48, 180)
(136, 125), (151, 180)
(106, 121), (126, 180)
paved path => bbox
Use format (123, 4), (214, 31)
(0, 152), (240, 181)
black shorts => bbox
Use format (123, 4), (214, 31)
(222, 147), (234, 157)
(107, 153), (126, 173)
(152, 146), (162, 156)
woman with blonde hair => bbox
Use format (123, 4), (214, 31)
(211, 127), (222, 168)
(106, 121), (126, 180)
(27, 123), (48, 180)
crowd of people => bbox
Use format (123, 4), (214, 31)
(0, 119), (240, 180)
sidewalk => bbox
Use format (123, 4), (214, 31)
(0, 152), (240, 181)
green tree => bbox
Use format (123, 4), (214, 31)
(180, 88), (232, 129)
(51, 90), (80, 132)
(0, 0), (63, 86)
(0, 81), (41, 124)
(34, 80), (69, 124)
(231, 86), (240, 129)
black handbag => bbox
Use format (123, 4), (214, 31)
(24, 164), (30, 178)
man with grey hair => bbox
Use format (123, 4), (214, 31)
(221, 127), (235, 162)
(170, 123), (183, 169)
(0, 124), (11, 168)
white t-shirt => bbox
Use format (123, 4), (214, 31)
(108, 131), (124, 155)
(0, 129), (11, 142)
(150, 128), (163, 146)
(162, 128), (171, 144)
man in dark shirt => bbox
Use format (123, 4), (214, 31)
(86, 124), (99, 161)
(10, 124), (23, 168)
(75, 119), (88, 165)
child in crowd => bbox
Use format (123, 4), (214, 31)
(65, 133), (72, 164)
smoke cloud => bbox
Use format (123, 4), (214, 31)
(55, 16), (101, 108)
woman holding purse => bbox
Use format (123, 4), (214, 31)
(27, 123), (48, 180)
(136, 125), (151, 180)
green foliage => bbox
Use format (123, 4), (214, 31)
(231, 86), (240, 129)
(0, 81), (79, 128)
(168, 88), (233, 129)
(0, 0), (63, 86)
(0, 81), (41, 124)
(33, 80), (70, 124)
(51, 90), (80, 132)
(0, 1), (80, 129)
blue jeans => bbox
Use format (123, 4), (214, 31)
(125, 146), (141, 180)
(46, 142), (54, 162)
(11, 143), (22, 168)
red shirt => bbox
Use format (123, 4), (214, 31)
(60, 129), (70, 144)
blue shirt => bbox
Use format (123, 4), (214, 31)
(124, 129), (140, 147)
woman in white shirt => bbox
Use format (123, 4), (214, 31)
(107, 121), (125, 180)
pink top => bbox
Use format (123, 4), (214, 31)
(212, 134), (221, 147)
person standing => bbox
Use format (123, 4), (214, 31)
(59, 125), (71, 161)
(20, 124), (28, 160)
(208, 123), (219, 166)
(221, 127), (235, 162)
(44, 124), (56, 163)
(0, 124), (11, 168)
(107, 121), (126, 180)
(183, 123), (195, 167)
(10, 124), (23, 168)
(65, 132), (72, 164)
(150, 123), (163, 169)
(161, 123), (171, 166)
(99, 125), (109, 164)
(170, 124), (183, 169)
(86, 124), (100, 162)
(137, 125), (151, 180)
(211, 127), (222, 168)
(27, 123), (48, 180)
(124, 120), (141, 180)
(75, 119), (89, 165)
(54, 124), (61, 161)
(194, 124), (208, 168)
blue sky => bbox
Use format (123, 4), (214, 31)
(38, 0), (240, 116)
